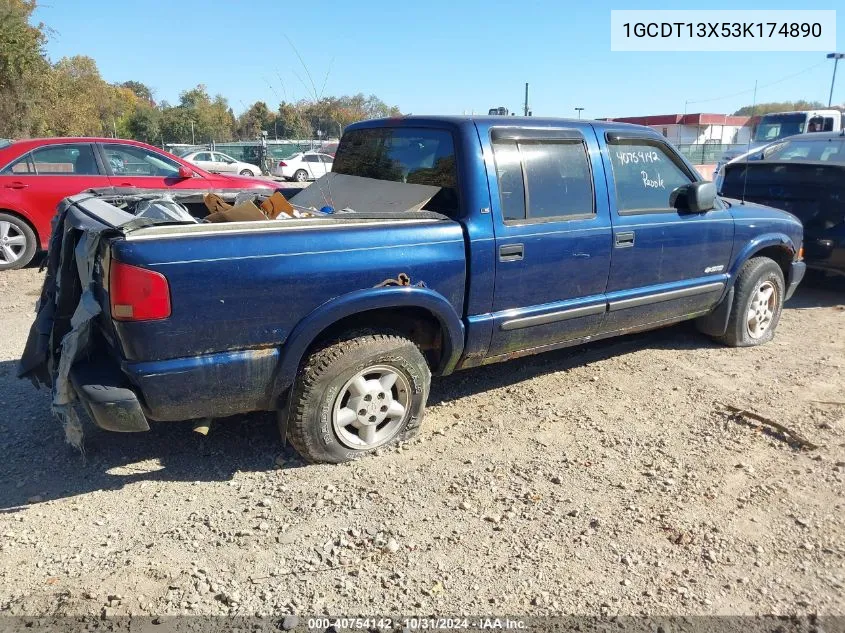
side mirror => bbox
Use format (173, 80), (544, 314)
(671, 181), (716, 213)
(177, 165), (194, 179)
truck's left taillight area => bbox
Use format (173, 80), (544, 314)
(109, 260), (171, 321)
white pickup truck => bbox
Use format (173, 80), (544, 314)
(715, 109), (844, 175)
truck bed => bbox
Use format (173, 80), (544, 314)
(20, 187), (467, 425)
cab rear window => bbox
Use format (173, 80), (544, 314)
(333, 128), (459, 216)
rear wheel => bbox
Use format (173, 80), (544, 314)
(286, 332), (431, 464)
(0, 212), (37, 271)
(717, 257), (785, 347)
(239, 169), (255, 176)
(293, 169), (308, 182)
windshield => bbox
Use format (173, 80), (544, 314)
(333, 127), (459, 215)
(753, 113), (807, 142)
(763, 137), (845, 163)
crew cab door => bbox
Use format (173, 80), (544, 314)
(482, 125), (613, 361)
(598, 131), (733, 332)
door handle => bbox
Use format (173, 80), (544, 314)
(118, 182), (136, 187)
(499, 243), (524, 262)
(4, 182), (28, 189)
(614, 231), (635, 248)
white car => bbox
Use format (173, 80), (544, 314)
(183, 151), (263, 177)
(271, 152), (333, 182)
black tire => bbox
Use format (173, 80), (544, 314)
(239, 169), (254, 176)
(0, 212), (37, 271)
(716, 257), (785, 347)
(286, 332), (431, 464)
(293, 169), (308, 182)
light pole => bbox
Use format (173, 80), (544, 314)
(828, 53), (844, 107)
(575, 107), (585, 119)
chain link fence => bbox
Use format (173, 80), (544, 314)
(677, 143), (747, 165)
(165, 139), (339, 175)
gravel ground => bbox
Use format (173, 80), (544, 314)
(0, 267), (843, 618)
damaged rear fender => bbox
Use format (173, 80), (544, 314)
(272, 286), (465, 400)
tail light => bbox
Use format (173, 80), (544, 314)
(109, 260), (171, 321)
(278, 161), (287, 167)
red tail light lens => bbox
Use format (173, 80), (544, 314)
(278, 161), (287, 167)
(109, 260), (171, 321)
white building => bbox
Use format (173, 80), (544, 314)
(607, 113), (753, 146)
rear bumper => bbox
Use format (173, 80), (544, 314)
(785, 260), (806, 301)
(71, 347), (282, 429)
(70, 358), (150, 432)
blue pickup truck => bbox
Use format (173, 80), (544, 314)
(20, 116), (806, 463)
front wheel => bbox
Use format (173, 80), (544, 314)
(0, 212), (37, 271)
(239, 169), (255, 176)
(286, 332), (431, 464)
(717, 257), (785, 347)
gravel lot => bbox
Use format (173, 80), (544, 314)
(0, 266), (843, 618)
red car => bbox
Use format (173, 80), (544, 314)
(0, 137), (274, 270)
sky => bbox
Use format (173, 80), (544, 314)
(34, 0), (844, 119)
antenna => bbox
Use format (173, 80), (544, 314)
(523, 83), (529, 116)
(740, 79), (758, 206)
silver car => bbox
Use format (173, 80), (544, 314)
(183, 151), (263, 177)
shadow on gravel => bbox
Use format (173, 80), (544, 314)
(784, 273), (845, 309)
(0, 359), (303, 512)
(1, 275), (839, 511)
(429, 275), (844, 407)
(429, 319), (711, 407)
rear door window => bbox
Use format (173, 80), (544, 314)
(1, 154), (35, 174)
(194, 152), (211, 161)
(492, 139), (594, 222)
(18, 144), (101, 175)
(607, 138), (693, 213)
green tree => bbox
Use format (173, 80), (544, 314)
(120, 80), (154, 105)
(733, 100), (826, 116)
(236, 100), (274, 139)
(160, 84), (234, 143)
(0, 0), (50, 137)
(45, 55), (116, 136)
(159, 102), (194, 144)
(274, 93), (402, 139)
(126, 103), (160, 143)
(276, 101), (310, 138)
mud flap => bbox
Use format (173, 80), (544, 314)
(694, 286), (734, 337)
